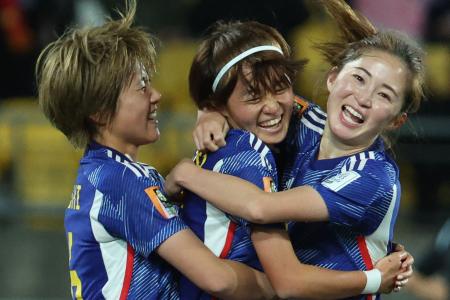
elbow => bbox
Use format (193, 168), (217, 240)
(247, 200), (268, 224)
(270, 274), (312, 299)
(271, 281), (297, 299)
(200, 271), (236, 298)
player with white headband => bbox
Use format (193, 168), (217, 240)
(167, 18), (414, 299)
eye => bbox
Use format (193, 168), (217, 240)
(378, 92), (391, 102)
(352, 74), (364, 83)
(275, 87), (288, 95)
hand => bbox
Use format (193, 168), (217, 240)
(165, 159), (195, 196)
(193, 109), (229, 152)
(392, 243), (414, 292)
(375, 250), (407, 294)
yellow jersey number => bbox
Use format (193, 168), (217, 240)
(67, 232), (83, 299)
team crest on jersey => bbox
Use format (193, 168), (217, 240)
(145, 186), (178, 219)
(263, 177), (276, 193)
(195, 151), (207, 167)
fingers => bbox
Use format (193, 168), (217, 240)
(401, 252), (414, 269)
(393, 242), (405, 252)
(397, 265), (413, 280)
(193, 126), (225, 152)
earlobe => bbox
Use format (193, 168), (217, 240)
(90, 113), (107, 126)
(389, 112), (408, 130)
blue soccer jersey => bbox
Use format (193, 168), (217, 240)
(65, 142), (187, 299)
(179, 129), (278, 300)
(282, 99), (401, 300)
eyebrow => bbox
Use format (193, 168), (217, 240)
(354, 67), (399, 97)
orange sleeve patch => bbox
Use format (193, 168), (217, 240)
(263, 177), (276, 193)
(294, 96), (309, 116)
(145, 186), (176, 219)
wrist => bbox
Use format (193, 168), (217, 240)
(362, 269), (381, 294)
(176, 162), (196, 187)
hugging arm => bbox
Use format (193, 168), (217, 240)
(157, 228), (275, 299)
(165, 159), (329, 224)
(250, 227), (406, 299)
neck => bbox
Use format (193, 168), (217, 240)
(318, 125), (374, 160)
(94, 132), (138, 161)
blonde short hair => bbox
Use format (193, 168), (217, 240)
(36, 0), (158, 148)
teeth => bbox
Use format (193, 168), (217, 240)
(343, 105), (363, 123)
(260, 117), (281, 127)
(148, 111), (157, 119)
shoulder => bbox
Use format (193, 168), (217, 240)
(340, 150), (399, 185)
(86, 152), (162, 193)
(207, 129), (277, 175)
(222, 129), (274, 160)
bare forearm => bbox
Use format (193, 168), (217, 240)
(252, 229), (366, 299)
(174, 162), (328, 223)
(223, 260), (276, 300)
(176, 163), (264, 221)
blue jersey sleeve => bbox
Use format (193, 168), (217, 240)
(93, 165), (187, 258)
(226, 133), (281, 229)
(314, 160), (397, 235)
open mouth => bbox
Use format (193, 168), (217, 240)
(148, 110), (157, 120)
(259, 116), (282, 128)
(342, 105), (364, 124)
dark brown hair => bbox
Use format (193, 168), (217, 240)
(36, 0), (158, 148)
(316, 0), (426, 115)
(189, 20), (306, 110)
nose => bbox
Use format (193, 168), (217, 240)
(262, 95), (280, 114)
(355, 88), (372, 108)
(150, 87), (162, 104)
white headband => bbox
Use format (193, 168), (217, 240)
(212, 45), (284, 92)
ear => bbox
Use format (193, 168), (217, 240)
(387, 112), (408, 130)
(326, 67), (339, 93)
(89, 112), (107, 126)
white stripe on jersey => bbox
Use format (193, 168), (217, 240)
(202, 160), (234, 256)
(349, 156), (357, 171)
(313, 106), (327, 118)
(254, 138), (262, 152)
(307, 110), (326, 125)
(90, 190), (127, 299)
(130, 162), (150, 177)
(364, 184), (398, 264)
(301, 117), (324, 135)
(204, 202), (231, 256)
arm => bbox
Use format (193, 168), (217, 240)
(157, 228), (275, 300)
(250, 227), (405, 299)
(165, 159), (329, 223)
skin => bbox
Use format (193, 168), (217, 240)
(93, 63), (275, 300)
(221, 66), (294, 146)
(165, 51), (415, 297)
(95, 65), (162, 160)
(321, 50), (408, 159)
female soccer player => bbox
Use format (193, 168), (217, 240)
(165, 0), (423, 298)
(168, 6), (415, 300)
(35, 1), (276, 299)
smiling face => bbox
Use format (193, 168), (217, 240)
(99, 63), (162, 156)
(325, 50), (408, 150)
(221, 68), (294, 146)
